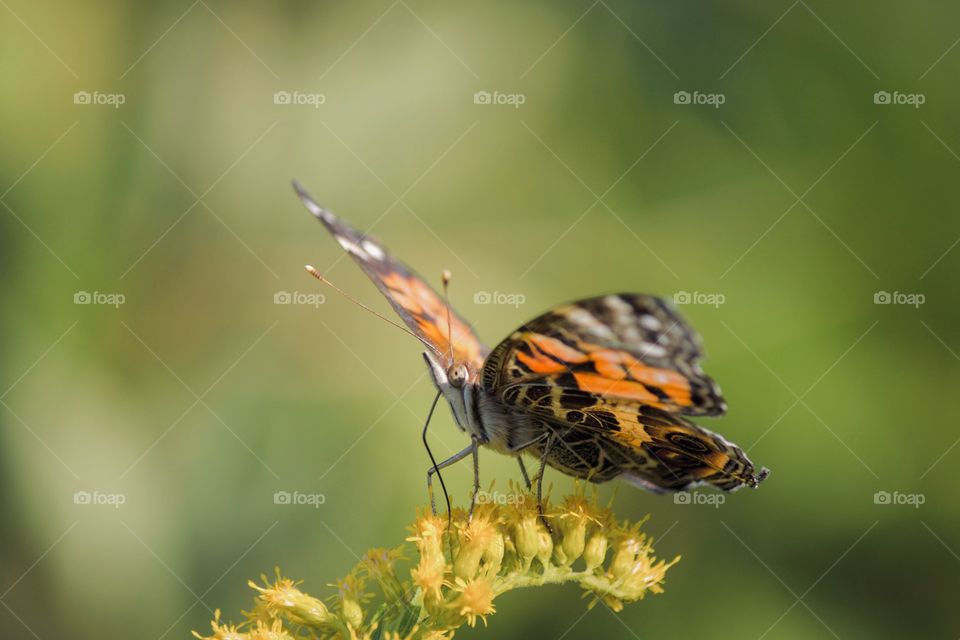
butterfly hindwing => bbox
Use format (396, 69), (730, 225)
(482, 294), (766, 492)
(295, 182), (487, 369)
(495, 383), (765, 491)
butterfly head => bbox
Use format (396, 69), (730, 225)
(422, 351), (483, 439)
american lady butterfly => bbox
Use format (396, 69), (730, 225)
(294, 182), (768, 516)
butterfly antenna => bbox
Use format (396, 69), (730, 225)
(441, 270), (454, 362)
(304, 265), (435, 352)
(422, 390), (454, 534)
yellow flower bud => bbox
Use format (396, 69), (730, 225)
(341, 596), (363, 629)
(536, 529), (554, 568)
(583, 533), (608, 571)
(513, 514), (540, 570)
(482, 531), (505, 575)
(560, 518), (586, 566)
(609, 536), (642, 580)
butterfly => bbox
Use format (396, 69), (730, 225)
(294, 182), (768, 517)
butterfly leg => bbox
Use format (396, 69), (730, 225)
(468, 437), (481, 521)
(426, 443), (474, 516)
(535, 435), (555, 535)
(517, 457), (532, 491)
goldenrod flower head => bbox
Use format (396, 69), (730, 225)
(202, 488), (678, 639)
(193, 609), (247, 640)
(407, 511), (448, 548)
(503, 491), (545, 570)
(453, 504), (500, 580)
(362, 547), (404, 580)
(247, 569), (336, 628)
(407, 511), (449, 569)
(411, 557), (447, 604)
(449, 576), (496, 627)
(334, 572), (368, 628)
(361, 546), (407, 606)
(555, 489), (603, 566)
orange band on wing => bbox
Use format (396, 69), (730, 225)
(573, 372), (660, 403)
(528, 334), (590, 364)
(517, 349), (570, 374)
(624, 362), (692, 406)
(382, 271), (484, 363)
(581, 348), (693, 407)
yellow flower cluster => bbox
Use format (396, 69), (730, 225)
(195, 485), (679, 640)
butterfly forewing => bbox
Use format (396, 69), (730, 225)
(482, 293), (726, 417)
(295, 182), (487, 369)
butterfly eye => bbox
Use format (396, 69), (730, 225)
(448, 364), (468, 388)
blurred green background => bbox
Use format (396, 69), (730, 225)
(2, 1), (958, 638)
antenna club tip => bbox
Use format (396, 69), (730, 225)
(442, 269), (452, 285)
(304, 265), (322, 278)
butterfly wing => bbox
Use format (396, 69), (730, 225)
(482, 293), (725, 416)
(480, 294), (767, 492)
(295, 182), (487, 368)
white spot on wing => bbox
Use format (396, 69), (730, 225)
(565, 307), (617, 341)
(300, 197), (336, 224)
(640, 315), (661, 331)
(337, 236), (368, 259)
(362, 240), (385, 260)
(604, 295), (642, 343)
(640, 343), (667, 358)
